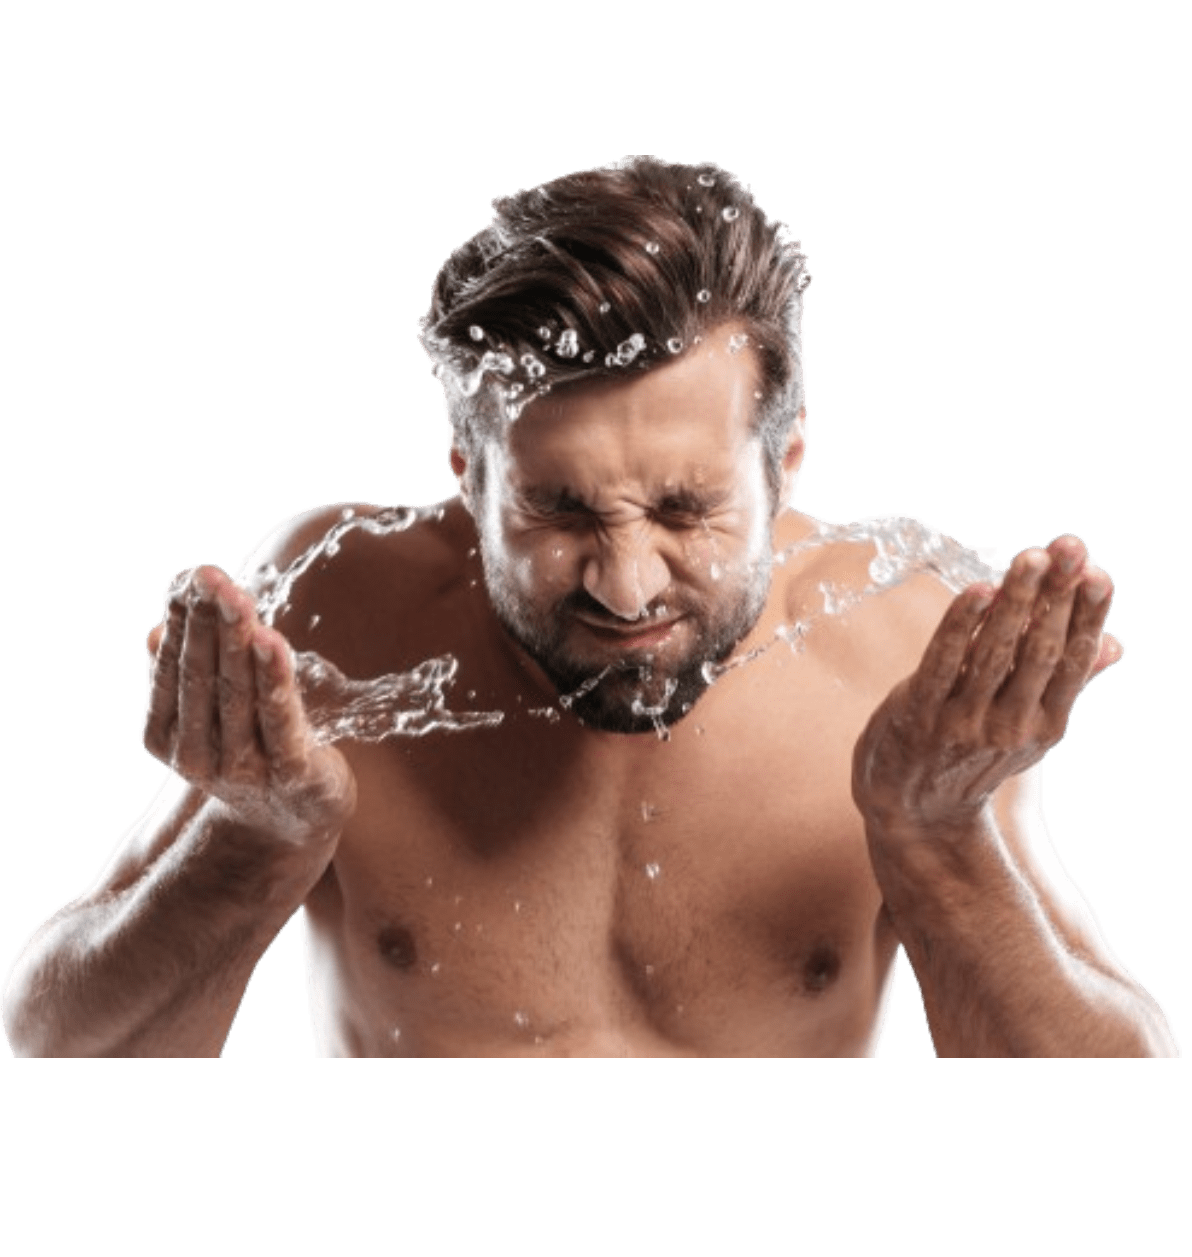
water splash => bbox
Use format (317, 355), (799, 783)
(774, 517), (1000, 595)
(645, 241), (661, 255)
(252, 505), (424, 627)
(296, 652), (504, 744)
(238, 512), (999, 749)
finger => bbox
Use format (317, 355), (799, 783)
(906, 583), (996, 714)
(1092, 631), (1123, 676)
(995, 539), (1088, 724)
(253, 627), (309, 782)
(147, 622), (165, 656)
(174, 568), (222, 780)
(143, 593), (187, 761)
(1042, 565), (1114, 718)
(212, 576), (262, 776)
(955, 549), (1049, 711)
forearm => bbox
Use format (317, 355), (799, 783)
(868, 812), (1168, 1057)
(4, 800), (336, 1057)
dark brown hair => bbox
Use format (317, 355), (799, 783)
(420, 155), (810, 495)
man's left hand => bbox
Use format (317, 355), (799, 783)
(851, 535), (1122, 840)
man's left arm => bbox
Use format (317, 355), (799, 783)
(852, 537), (1177, 1057)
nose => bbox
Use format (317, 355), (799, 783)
(582, 529), (670, 621)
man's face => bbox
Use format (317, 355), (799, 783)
(466, 328), (784, 734)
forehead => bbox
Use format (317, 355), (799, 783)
(496, 327), (763, 493)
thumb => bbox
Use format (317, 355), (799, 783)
(1090, 632), (1123, 678)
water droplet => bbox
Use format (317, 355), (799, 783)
(710, 562), (723, 580)
(425, 875), (434, 888)
(469, 325), (485, 341)
(727, 332), (749, 354)
(612, 332), (646, 367)
(582, 350), (595, 363)
(551, 547), (564, 559)
(697, 289), (711, 303)
(695, 725), (705, 736)
(644, 964), (655, 976)
(645, 862), (661, 880)
(308, 613), (321, 630)
(556, 328), (579, 358)
(520, 353), (545, 379)
(721, 206), (740, 222)
(514, 1010), (530, 1028)
(466, 689), (477, 700)
(599, 301), (611, 314)
(513, 900), (523, 914)
(392, 1027), (402, 1040)
(430, 962), (441, 976)
(645, 241), (660, 254)
(538, 326), (552, 340)
(754, 391), (764, 399)
(467, 547), (477, 558)
(796, 272), (812, 292)
(666, 337), (683, 353)
(697, 172), (716, 187)
(641, 801), (660, 822)
(534, 1035), (544, 1045)
(453, 921), (462, 931)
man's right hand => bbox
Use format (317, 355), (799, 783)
(143, 565), (357, 848)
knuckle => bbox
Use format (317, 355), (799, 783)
(216, 674), (253, 712)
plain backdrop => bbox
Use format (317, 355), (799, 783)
(4, 0), (1186, 1251)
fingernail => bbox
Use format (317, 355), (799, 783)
(253, 640), (273, 663)
(1086, 578), (1110, 604)
(193, 569), (215, 599)
(216, 591), (240, 624)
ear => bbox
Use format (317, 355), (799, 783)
(450, 446), (474, 514)
(780, 408), (807, 502)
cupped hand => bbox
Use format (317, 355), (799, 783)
(143, 566), (357, 846)
(851, 534), (1121, 838)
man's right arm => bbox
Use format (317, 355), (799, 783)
(3, 526), (357, 1057)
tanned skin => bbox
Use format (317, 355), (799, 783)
(3, 326), (1176, 1056)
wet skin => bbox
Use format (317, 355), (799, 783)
(127, 329), (1143, 1056)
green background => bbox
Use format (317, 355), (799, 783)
(4, 0), (1186, 1251)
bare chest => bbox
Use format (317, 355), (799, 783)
(304, 646), (901, 1055)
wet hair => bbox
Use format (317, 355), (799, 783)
(420, 155), (810, 499)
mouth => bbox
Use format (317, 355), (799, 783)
(572, 614), (686, 652)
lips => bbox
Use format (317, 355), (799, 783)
(573, 614), (685, 650)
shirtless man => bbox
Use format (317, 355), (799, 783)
(3, 157), (1176, 1056)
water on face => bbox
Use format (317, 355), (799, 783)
(236, 504), (1001, 746)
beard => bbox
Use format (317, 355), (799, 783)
(478, 545), (774, 735)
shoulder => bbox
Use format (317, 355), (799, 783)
(236, 498), (477, 667)
(771, 511), (988, 689)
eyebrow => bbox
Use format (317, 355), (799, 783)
(516, 484), (726, 515)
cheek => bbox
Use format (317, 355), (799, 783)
(497, 526), (579, 599)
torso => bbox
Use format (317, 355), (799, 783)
(271, 500), (953, 1056)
